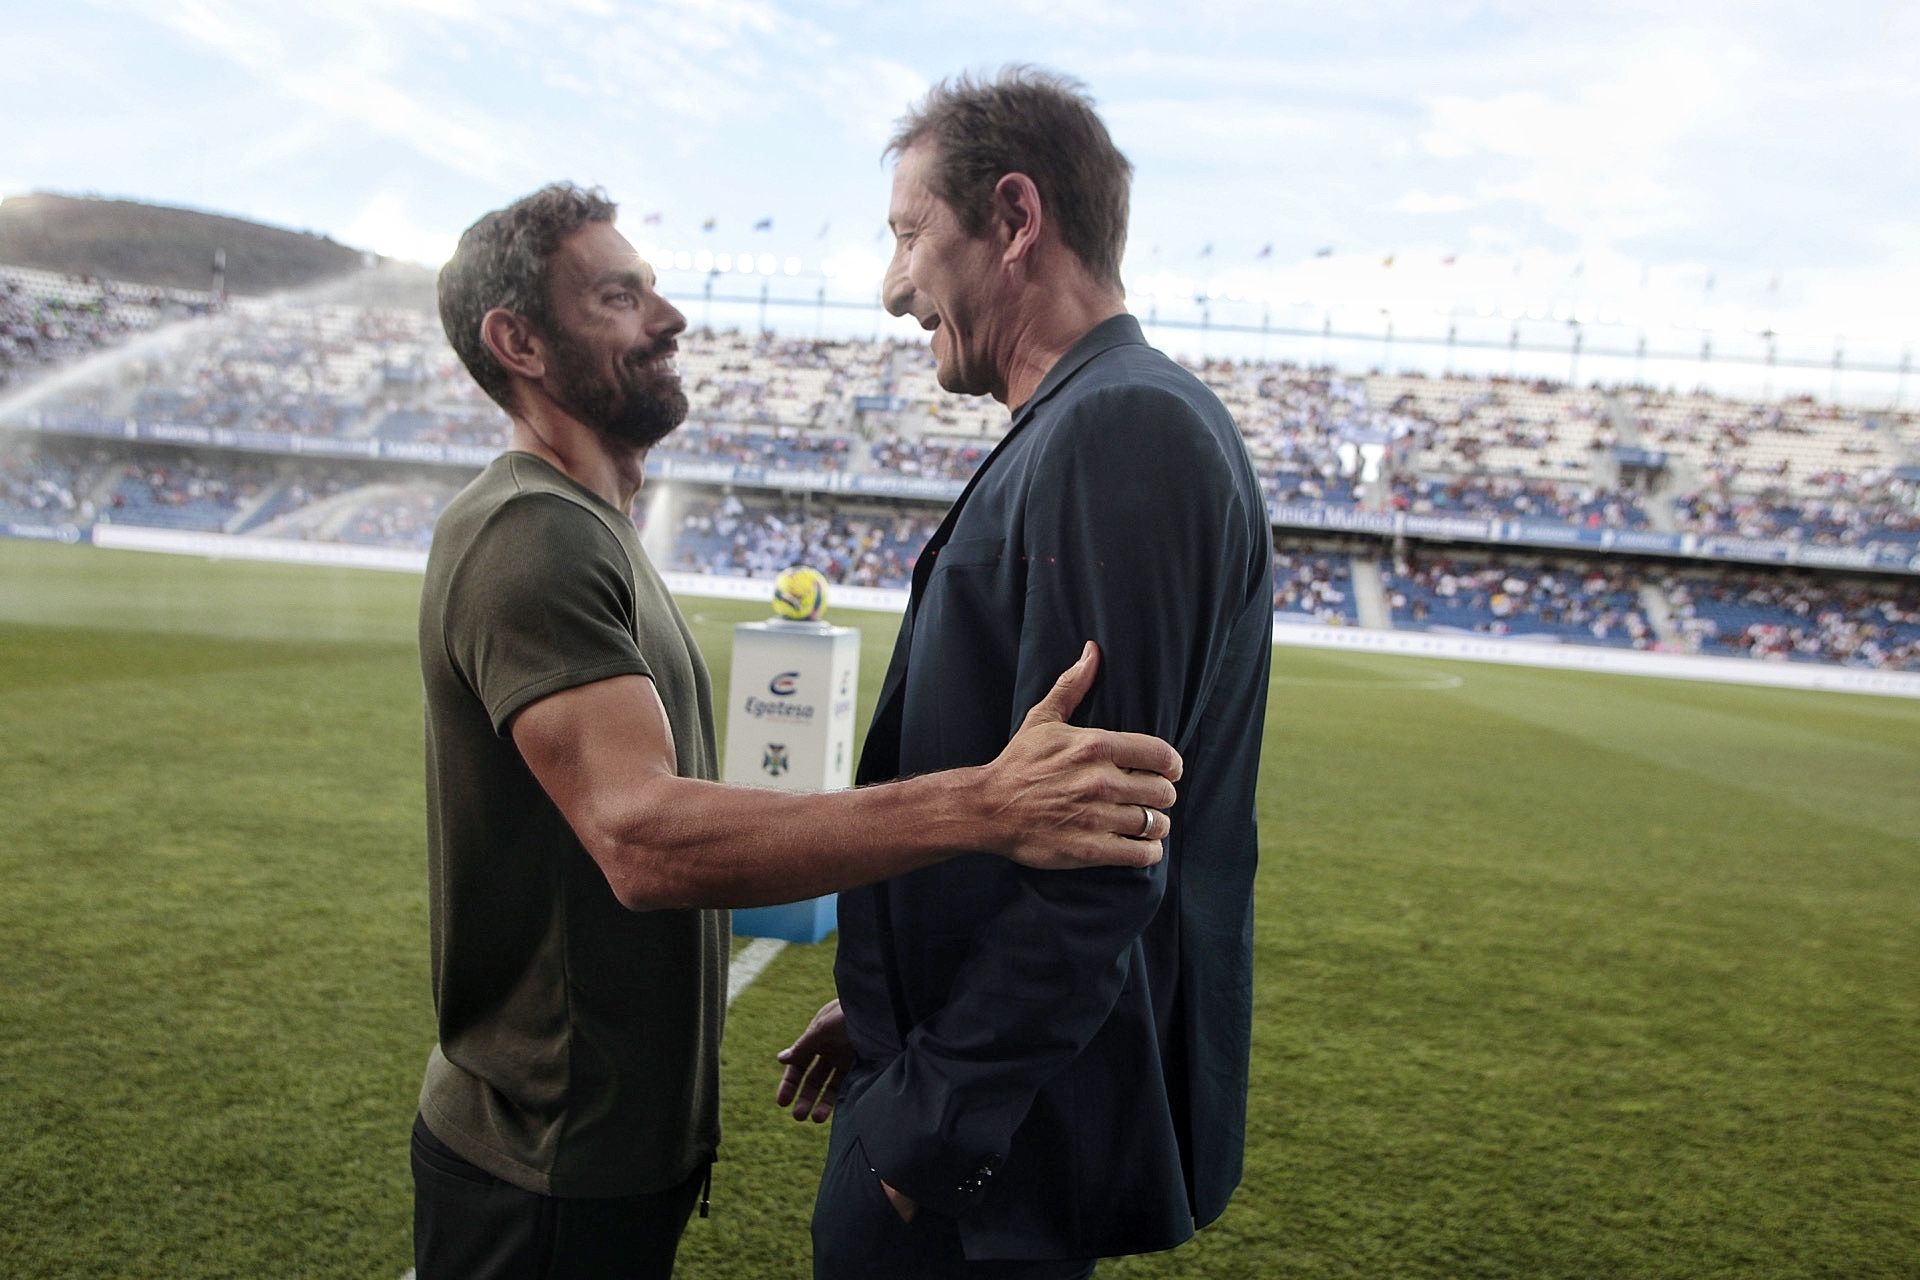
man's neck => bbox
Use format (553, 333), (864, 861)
(998, 279), (1127, 413)
(507, 402), (645, 512)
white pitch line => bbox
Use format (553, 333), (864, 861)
(398, 937), (790, 1277)
(727, 936), (789, 1004)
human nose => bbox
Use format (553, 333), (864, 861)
(881, 247), (913, 317)
(651, 296), (688, 341)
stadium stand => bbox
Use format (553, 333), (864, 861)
(1391, 474), (1651, 530)
(1, 264), (220, 389)
(1667, 571), (1920, 670)
(1272, 547), (1360, 626)
(670, 491), (938, 588)
(1383, 552), (1655, 647)
(1370, 372), (1612, 476)
(5, 268), (1918, 673)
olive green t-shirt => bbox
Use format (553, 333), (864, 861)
(416, 450), (725, 1198)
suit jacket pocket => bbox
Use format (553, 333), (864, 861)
(928, 536), (1003, 573)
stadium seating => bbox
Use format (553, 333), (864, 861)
(5, 266), (1918, 673)
(1272, 548), (1359, 625)
(670, 491), (937, 588)
(1383, 553), (1654, 647)
(1393, 474), (1651, 530)
(1667, 572), (1920, 669)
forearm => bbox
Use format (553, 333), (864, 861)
(586, 769), (989, 910)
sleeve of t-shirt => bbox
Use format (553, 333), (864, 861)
(441, 493), (652, 736)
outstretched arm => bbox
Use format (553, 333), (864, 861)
(510, 640), (1182, 911)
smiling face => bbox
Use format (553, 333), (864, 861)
(539, 220), (689, 448)
(882, 142), (1008, 401)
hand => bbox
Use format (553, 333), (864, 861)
(977, 641), (1182, 871)
(774, 999), (853, 1122)
(880, 1179), (919, 1224)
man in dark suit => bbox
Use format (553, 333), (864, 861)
(777, 68), (1272, 1277)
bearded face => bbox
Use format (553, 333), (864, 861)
(543, 319), (689, 450)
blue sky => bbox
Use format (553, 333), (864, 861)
(4, 0), (1917, 376)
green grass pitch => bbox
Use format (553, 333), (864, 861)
(2, 538), (1916, 1279)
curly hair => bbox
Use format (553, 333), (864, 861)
(437, 182), (617, 410)
(886, 66), (1132, 291)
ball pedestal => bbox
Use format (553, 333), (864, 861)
(723, 619), (860, 943)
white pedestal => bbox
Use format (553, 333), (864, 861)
(723, 620), (860, 942)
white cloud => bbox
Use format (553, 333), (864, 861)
(111, 0), (527, 184)
(1393, 190), (1475, 215)
(338, 189), (456, 266)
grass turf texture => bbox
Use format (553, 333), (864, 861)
(1, 538), (1915, 1279)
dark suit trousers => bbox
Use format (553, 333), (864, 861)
(411, 1114), (705, 1280)
(812, 1085), (1096, 1280)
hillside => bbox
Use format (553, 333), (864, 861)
(0, 192), (370, 296)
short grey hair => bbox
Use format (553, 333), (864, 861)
(437, 182), (617, 410)
(887, 66), (1132, 291)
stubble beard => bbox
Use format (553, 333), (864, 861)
(548, 339), (689, 450)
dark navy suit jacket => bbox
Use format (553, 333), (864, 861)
(832, 314), (1272, 1261)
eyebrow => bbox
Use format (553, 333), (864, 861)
(589, 267), (654, 291)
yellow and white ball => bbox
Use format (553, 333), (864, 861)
(771, 565), (829, 621)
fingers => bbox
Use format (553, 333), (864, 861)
(1075, 833), (1166, 869)
(1106, 766), (1179, 811)
(1019, 641), (1099, 730)
(775, 1057), (804, 1107)
(1095, 728), (1183, 783)
(1109, 803), (1171, 843)
(783, 1058), (838, 1121)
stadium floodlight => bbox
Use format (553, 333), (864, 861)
(736, 251), (754, 273)
(694, 250), (714, 272)
(783, 258), (801, 276)
(716, 253), (733, 272)
(674, 252), (694, 271)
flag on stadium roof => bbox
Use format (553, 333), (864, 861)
(701, 217), (717, 232)
(1382, 254), (1395, 268)
(1314, 246), (1333, 257)
(1442, 254), (1456, 266)
(642, 211), (663, 225)
(754, 217), (773, 231)
(1256, 243), (1272, 259)
(817, 222), (830, 239)
(1200, 242), (1214, 257)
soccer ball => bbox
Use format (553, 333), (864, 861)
(771, 565), (828, 621)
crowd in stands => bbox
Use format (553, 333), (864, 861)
(1672, 475), (1920, 549)
(1188, 362), (1370, 483)
(655, 425), (855, 473)
(1272, 549), (1358, 625)
(1371, 372), (1612, 476)
(1383, 553), (1653, 647)
(333, 483), (458, 550)
(1, 266), (221, 390)
(100, 455), (272, 532)
(869, 433), (987, 481)
(6, 271), (1919, 674)
(0, 441), (91, 524)
(1669, 573), (1920, 670)
(1623, 388), (1912, 489)
(120, 303), (430, 438)
(1391, 474), (1650, 530)
(671, 492), (937, 588)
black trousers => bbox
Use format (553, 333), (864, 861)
(810, 1104), (1095, 1280)
(411, 1115), (706, 1280)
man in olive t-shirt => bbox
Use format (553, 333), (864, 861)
(414, 183), (1184, 1279)
(419, 449), (726, 1199)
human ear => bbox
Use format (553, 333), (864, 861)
(993, 172), (1044, 266)
(480, 308), (545, 382)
